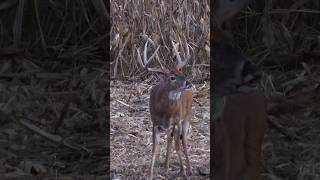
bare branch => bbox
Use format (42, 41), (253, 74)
(136, 47), (144, 68)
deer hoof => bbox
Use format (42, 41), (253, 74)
(186, 169), (192, 176)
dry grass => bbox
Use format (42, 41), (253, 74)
(110, 80), (210, 179)
(1, 0), (319, 179)
(0, 0), (108, 178)
(260, 63), (320, 179)
(110, 0), (320, 179)
(110, 0), (210, 81)
(232, 2), (320, 178)
(110, 1), (210, 178)
(233, 0), (320, 68)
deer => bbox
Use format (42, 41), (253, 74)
(137, 37), (193, 180)
(212, 0), (268, 180)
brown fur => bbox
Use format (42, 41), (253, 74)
(212, 0), (268, 179)
(148, 71), (193, 180)
(214, 93), (268, 180)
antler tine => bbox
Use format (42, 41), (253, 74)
(154, 50), (168, 73)
(136, 47), (144, 68)
(136, 41), (151, 68)
(140, 39), (160, 67)
(172, 35), (191, 70)
(183, 35), (191, 62)
(137, 38), (169, 74)
(171, 40), (183, 69)
(143, 40), (149, 66)
(214, 0), (250, 27)
(147, 38), (169, 73)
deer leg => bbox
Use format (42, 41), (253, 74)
(244, 136), (263, 180)
(244, 115), (267, 180)
(149, 126), (160, 180)
(155, 132), (161, 163)
(165, 127), (174, 174)
(181, 120), (191, 175)
(214, 122), (231, 180)
(174, 124), (186, 176)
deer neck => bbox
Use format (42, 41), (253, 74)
(213, 96), (226, 122)
(158, 83), (182, 103)
(153, 86), (182, 129)
(168, 90), (182, 101)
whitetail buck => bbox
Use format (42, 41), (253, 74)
(212, 0), (268, 180)
(137, 38), (193, 179)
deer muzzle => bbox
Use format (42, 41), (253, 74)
(237, 64), (262, 92)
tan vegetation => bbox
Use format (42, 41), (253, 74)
(110, 80), (210, 179)
(0, 0), (108, 178)
(110, 0), (210, 82)
(110, 0), (320, 179)
(232, 1), (320, 179)
(110, 0), (210, 179)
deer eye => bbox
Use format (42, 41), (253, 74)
(170, 76), (176, 81)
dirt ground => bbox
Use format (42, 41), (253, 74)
(110, 79), (210, 180)
(110, 64), (320, 180)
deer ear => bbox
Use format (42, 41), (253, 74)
(174, 67), (181, 72)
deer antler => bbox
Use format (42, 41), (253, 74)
(171, 35), (191, 71)
(136, 38), (169, 74)
(137, 40), (160, 68)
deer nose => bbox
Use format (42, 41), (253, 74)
(242, 61), (261, 81)
(184, 80), (192, 89)
(157, 125), (166, 132)
(242, 61), (257, 75)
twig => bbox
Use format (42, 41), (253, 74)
(19, 119), (89, 153)
(193, 98), (203, 107)
(116, 99), (137, 110)
(113, 33), (131, 79)
(0, 110), (89, 154)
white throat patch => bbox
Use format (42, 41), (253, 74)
(168, 91), (181, 101)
